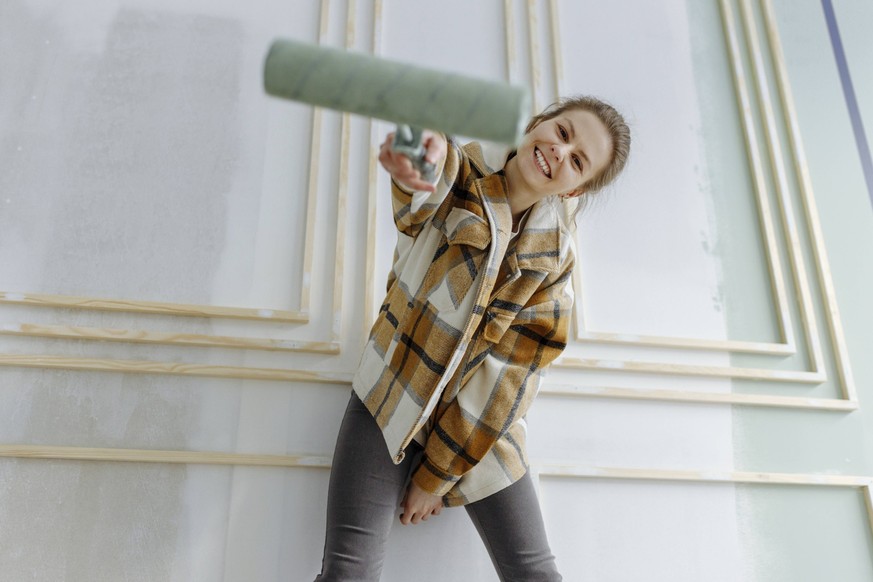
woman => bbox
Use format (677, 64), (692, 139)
(315, 96), (631, 581)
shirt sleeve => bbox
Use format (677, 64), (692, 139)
(410, 256), (575, 496)
(391, 136), (465, 239)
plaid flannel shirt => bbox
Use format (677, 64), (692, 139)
(352, 138), (575, 506)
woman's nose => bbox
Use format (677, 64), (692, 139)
(550, 143), (570, 162)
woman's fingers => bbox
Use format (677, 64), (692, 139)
(379, 153), (426, 189)
(422, 131), (448, 164)
(400, 509), (424, 525)
(399, 484), (443, 525)
(378, 130), (441, 193)
(402, 176), (436, 193)
(396, 156), (414, 175)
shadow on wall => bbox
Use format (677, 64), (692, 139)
(2, 2), (244, 304)
(0, 4), (247, 579)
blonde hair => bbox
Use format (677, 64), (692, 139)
(526, 96), (631, 223)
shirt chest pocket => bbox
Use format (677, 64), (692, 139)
(440, 207), (490, 249)
(481, 266), (552, 344)
(424, 208), (492, 313)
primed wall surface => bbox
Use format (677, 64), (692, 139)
(1, 1), (871, 580)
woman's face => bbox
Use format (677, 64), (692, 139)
(515, 108), (613, 200)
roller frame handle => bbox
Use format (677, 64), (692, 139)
(391, 124), (437, 183)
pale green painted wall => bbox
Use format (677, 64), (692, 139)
(722, 0), (873, 580)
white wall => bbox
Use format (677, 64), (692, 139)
(1, 0), (870, 580)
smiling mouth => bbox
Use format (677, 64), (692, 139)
(534, 147), (551, 178)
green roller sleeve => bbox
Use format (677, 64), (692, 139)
(263, 38), (530, 146)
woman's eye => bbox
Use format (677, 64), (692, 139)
(573, 156), (582, 170)
(558, 125), (567, 140)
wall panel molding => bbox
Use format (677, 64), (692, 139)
(0, 0), (351, 354)
(569, 0), (798, 359)
(0, 1), (860, 499)
(1, 443), (868, 546)
(546, 0), (856, 404)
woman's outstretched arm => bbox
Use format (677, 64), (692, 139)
(382, 131), (467, 239)
(379, 130), (447, 193)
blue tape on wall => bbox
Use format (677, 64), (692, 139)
(821, 0), (873, 211)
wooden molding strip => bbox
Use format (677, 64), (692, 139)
(332, 0), (355, 340)
(503, 0), (518, 85)
(0, 323), (340, 354)
(737, 0), (826, 375)
(0, 354), (826, 384)
(574, 331), (795, 355)
(0, 292), (306, 323)
(362, 0), (384, 338)
(299, 0), (332, 314)
(0, 444), (331, 468)
(0, 352), (853, 411)
(3, 445), (868, 540)
(2, 444), (869, 494)
(535, 465), (873, 546)
(547, 0), (562, 100)
(759, 0), (858, 402)
(535, 463), (873, 488)
(0, 354), (353, 384)
(555, 356), (826, 383)
(715, 0), (794, 351)
(526, 0), (541, 114)
(540, 383), (857, 411)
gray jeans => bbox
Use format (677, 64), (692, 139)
(314, 391), (562, 582)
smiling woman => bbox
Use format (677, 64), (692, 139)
(313, 96), (631, 582)
(510, 96), (632, 225)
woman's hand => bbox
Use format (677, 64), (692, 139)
(399, 481), (444, 525)
(378, 130), (447, 193)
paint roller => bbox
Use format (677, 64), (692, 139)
(263, 38), (530, 181)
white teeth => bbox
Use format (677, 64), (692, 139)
(535, 148), (551, 177)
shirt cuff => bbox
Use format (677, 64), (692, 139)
(391, 177), (416, 195)
(411, 456), (460, 497)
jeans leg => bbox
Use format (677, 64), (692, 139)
(465, 472), (562, 582)
(314, 390), (422, 582)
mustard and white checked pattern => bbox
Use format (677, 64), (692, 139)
(353, 139), (575, 506)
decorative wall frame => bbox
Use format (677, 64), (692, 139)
(0, 0), (865, 527)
